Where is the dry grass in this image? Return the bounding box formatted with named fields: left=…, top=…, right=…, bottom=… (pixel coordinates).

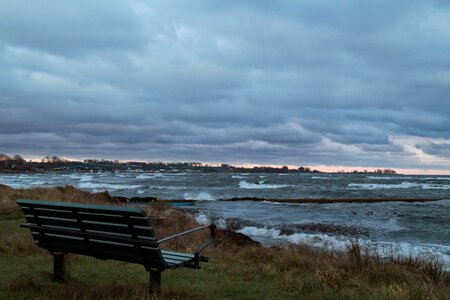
left=0, top=184, right=118, bottom=209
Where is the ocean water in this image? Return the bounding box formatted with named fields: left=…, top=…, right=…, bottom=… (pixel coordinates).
left=1, top=171, right=449, bottom=270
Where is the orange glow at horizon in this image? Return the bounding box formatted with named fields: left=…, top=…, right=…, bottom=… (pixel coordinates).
left=235, top=163, right=450, bottom=175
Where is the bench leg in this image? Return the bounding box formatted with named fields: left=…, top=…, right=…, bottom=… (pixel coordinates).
left=53, top=253, right=65, bottom=282
left=149, top=269, right=162, bottom=294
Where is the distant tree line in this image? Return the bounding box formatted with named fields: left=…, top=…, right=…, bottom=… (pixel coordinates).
left=0, top=154, right=28, bottom=170
left=0, top=153, right=398, bottom=175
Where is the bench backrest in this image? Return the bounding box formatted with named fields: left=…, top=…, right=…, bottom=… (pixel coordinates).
left=17, top=199, right=167, bottom=269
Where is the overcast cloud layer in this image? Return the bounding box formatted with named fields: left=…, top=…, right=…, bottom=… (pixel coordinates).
left=1, top=1, right=450, bottom=173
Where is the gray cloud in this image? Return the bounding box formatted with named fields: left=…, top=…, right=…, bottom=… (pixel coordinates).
left=1, top=1, right=450, bottom=172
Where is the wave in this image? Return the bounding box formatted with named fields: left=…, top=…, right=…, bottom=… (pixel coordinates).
left=232, top=175, right=248, bottom=179
left=147, top=185, right=185, bottom=190
left=349, top=182, right=450, bottom=190
left=239, top=180, right=293, bottom=189
left=77, top=182, right=141, bottom=191
left=136, top=173, right=165, bottom=179
left=365, top=175, right=450, bottom=181
left=29, top=181, right=47, bottom=185
left=184, top=192, right=216, bottom=201
left=312, top=176, right=331, bottom=179
left=422, top=177, right=450, bottom=180
left=237, top=226, right=450, bottom=271
left=114, top=173, right=131, bottom=178
left=365, top=176, right=412, bottom=180
left=196, top=213, right=211, bottom=225
left=65, top=174, right=94, bottom=182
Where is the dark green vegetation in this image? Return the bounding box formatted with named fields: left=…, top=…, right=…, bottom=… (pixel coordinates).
left=0, top=185, right=448, bottom=299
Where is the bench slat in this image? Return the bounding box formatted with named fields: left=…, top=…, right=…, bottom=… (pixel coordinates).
left=17, top=199, right=146, bottom=217
left=22, top=207, right=151, bottom=227
left=24, top=215, right=156, bottom=238
left=23, top=224, right=159, bottom=248
left=161, top=250, right=195, bottom=259
left=163, top=258, right=187, bottom=266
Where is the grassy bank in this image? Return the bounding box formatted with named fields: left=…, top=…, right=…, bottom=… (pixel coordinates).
left=0, top=185, right=448, bottom=299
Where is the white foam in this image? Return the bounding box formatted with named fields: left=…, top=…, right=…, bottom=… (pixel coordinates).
left=232, top=175, right=248, bottom=179
left=69, top=174, right=93, bottom=182
left=81, top=175, right=93, bottom=182
left=78, top=182, right=141, bottom=191
left=365, top=176, right=412, bottom=180
left=183, top=192, right=215, bottom=201
left=150, top=185, right=185, bottom=190
left=312, top=176, right=331, bottom=179
left=196, top=213, right=211, bottom=225
left=215, top=218, right=229, bottom=229
left=238, top=226, right=282, bottom=238
left=137, top=189, right=146, bottom=195
left=30, top=181, right=47, bottom=185
left=239, top=180, right=293, bottom=189
left=237, top=226, right=450, bottom=271
left=349, top=181, right=450, bottom=190
left=365, top=175, right=450, bottom=181
left=114, top=173, right=129, bottom=178
left=422, top=177, right=450, bottom=180
left=136, top=173, right=165, bottom=179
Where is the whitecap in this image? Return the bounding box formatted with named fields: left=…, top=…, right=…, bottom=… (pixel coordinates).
left=77, top=182, right=141, bottom=191
left=79, top=175, right=94, bottom=182
left=239, top=180, right=293, bottom=189
left=196, top=213, right=211, bottom=225
left=232, top=175, right=248, bottom=179
left=184, top=192, right=215, bottom=201
left=365, top=176, right=413, bottom=180
left=215, top=218, right=229, bottom=229
left=29, top=181, right=47, bottom=185
left=136, top=173, right=165, bottom=179
left=349, top=181, right=450, bottom=190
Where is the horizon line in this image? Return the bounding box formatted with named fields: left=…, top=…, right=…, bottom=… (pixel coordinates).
left=12, top=154, right=450, bottom=176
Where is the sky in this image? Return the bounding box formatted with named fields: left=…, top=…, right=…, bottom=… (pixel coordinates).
left=1, top=1, right=450, bottom=174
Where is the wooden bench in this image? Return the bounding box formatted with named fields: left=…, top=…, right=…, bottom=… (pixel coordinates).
left=17, top=199, right=216, bottom=293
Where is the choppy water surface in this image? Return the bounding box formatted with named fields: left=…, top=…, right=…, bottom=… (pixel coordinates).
left=1, top=172, right=449, bottom=270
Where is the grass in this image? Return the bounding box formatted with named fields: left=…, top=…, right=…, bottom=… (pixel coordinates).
left=0, top=184, right=448, bottom=299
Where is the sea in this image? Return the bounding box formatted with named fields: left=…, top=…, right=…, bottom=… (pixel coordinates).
left=1, top=171, right=449, bottom=270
